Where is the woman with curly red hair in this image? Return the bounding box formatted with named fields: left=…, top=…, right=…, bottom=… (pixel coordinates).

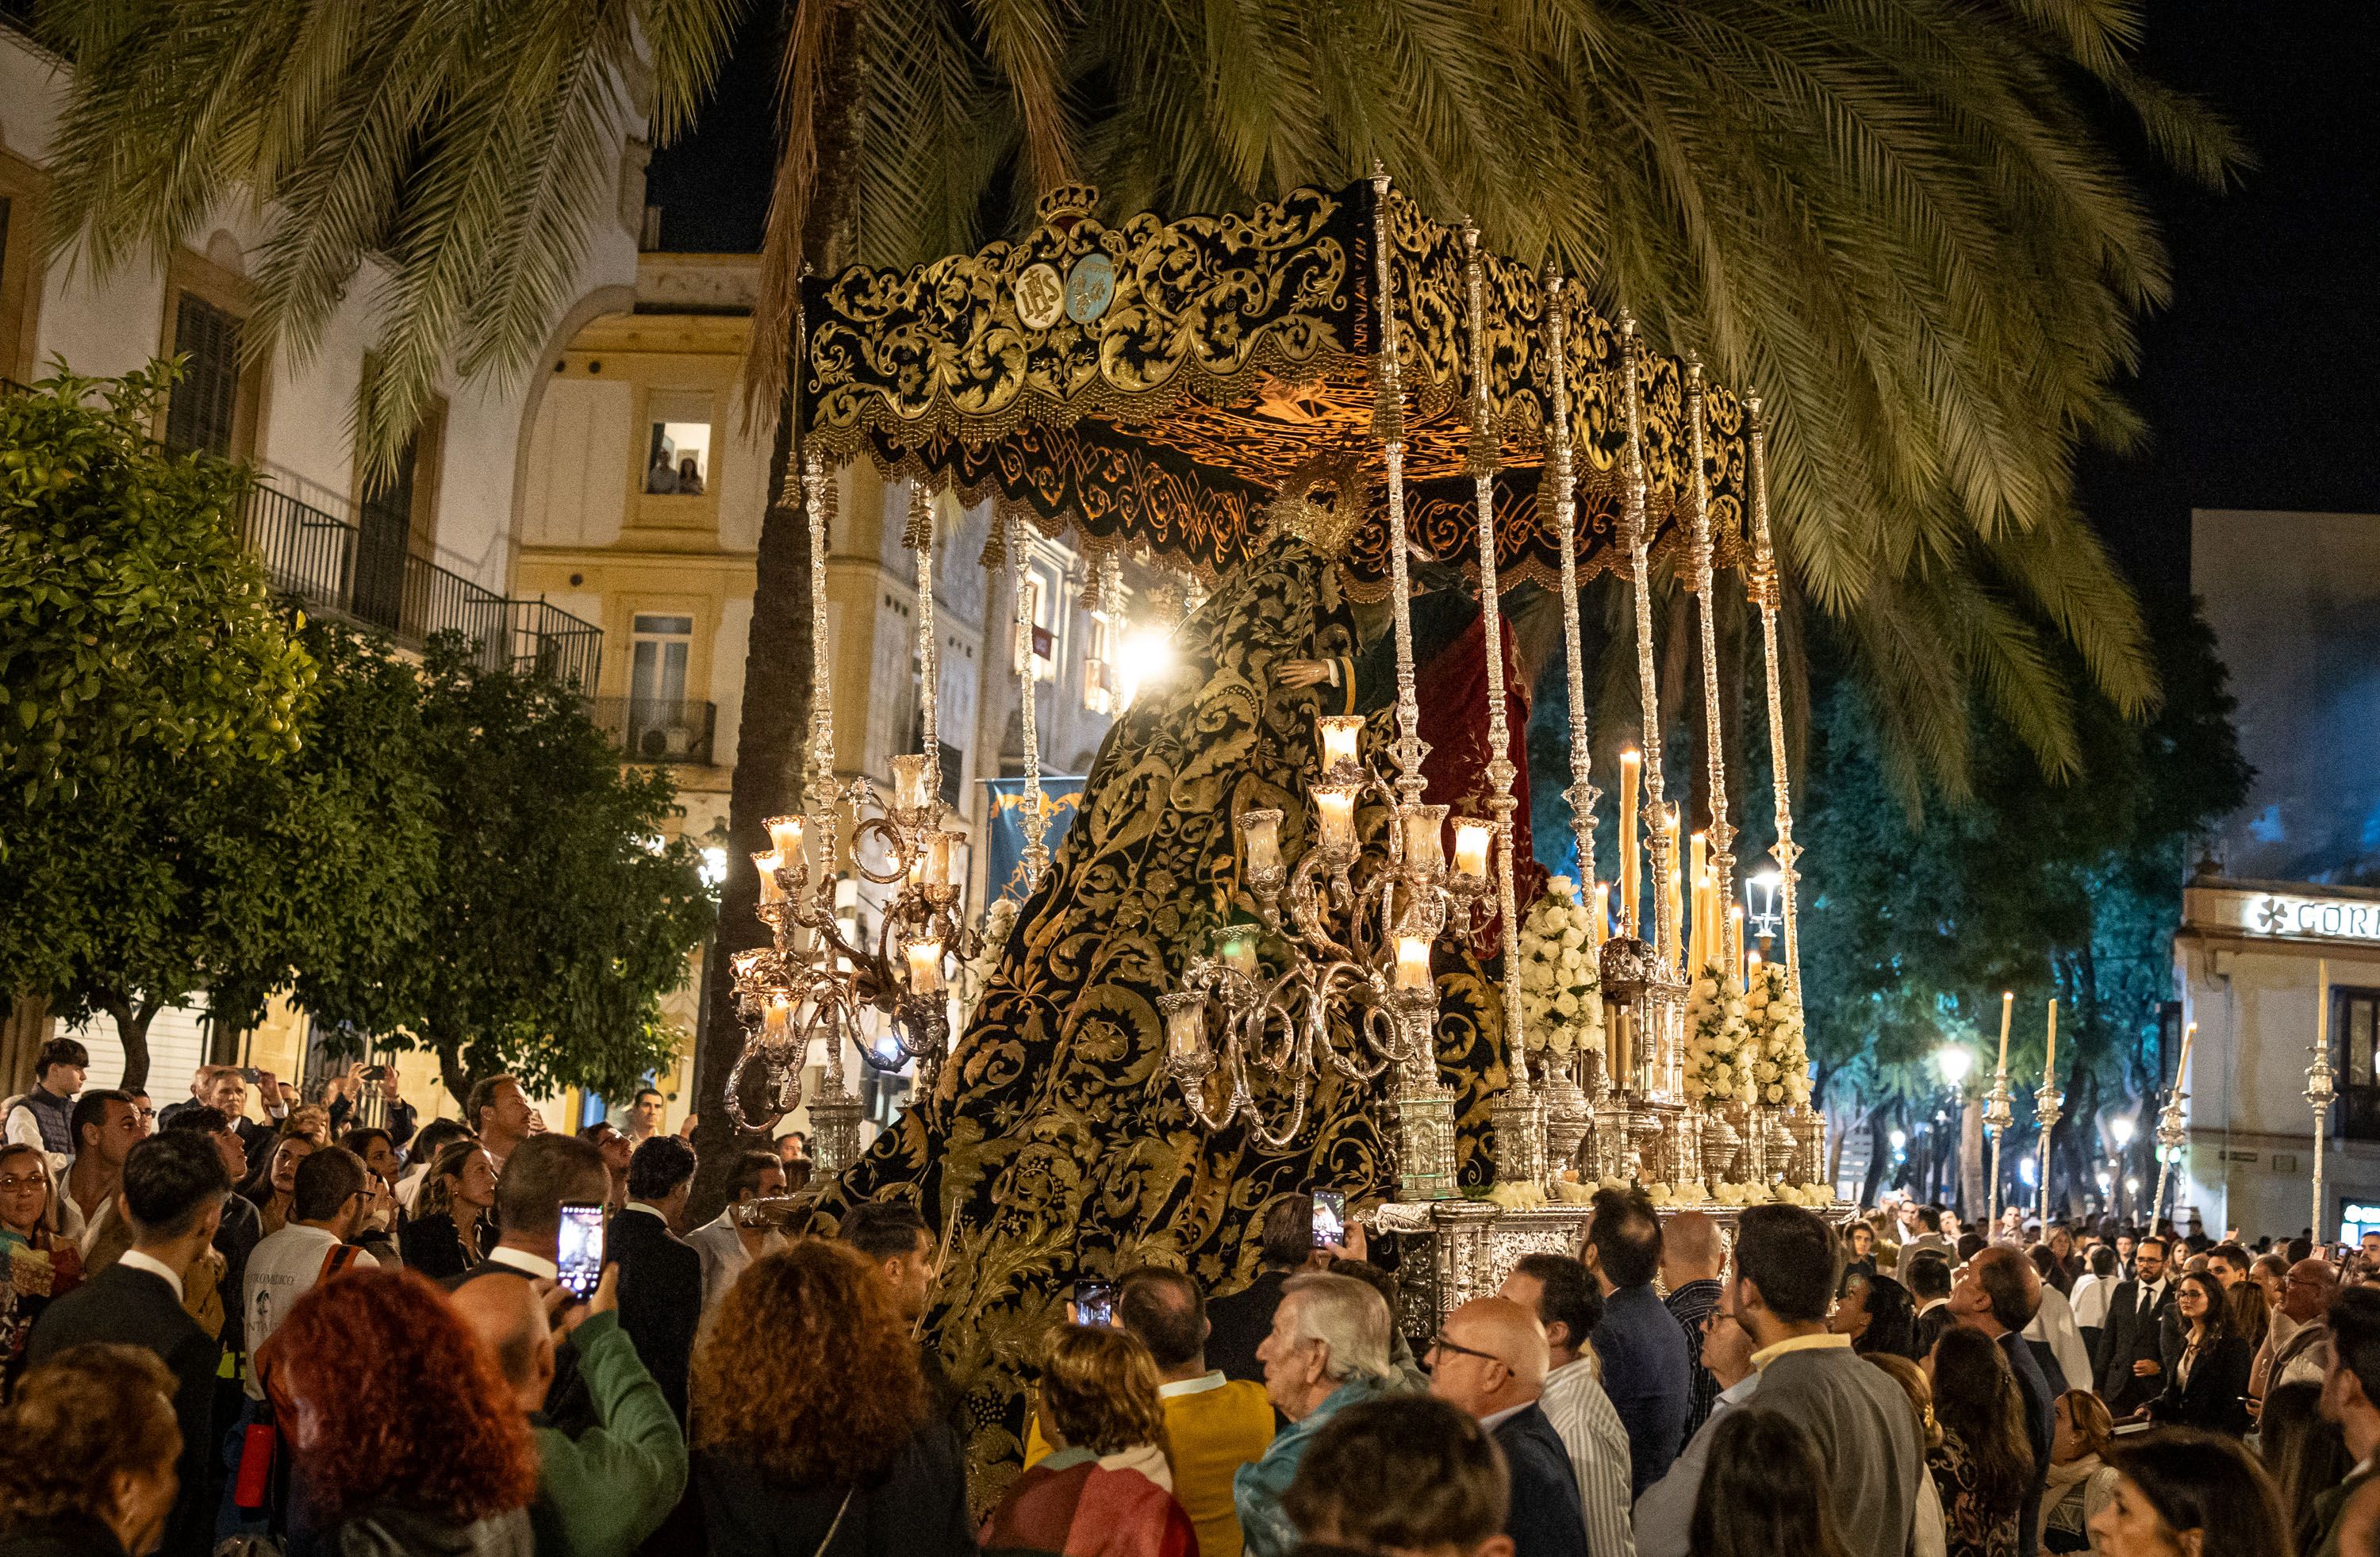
left=256, top=1267, right=538, bottom=1555
left=693, top=1239, right=971, bottom=1556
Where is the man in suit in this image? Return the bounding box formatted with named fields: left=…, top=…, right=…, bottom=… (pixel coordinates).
left=1208, top=1195, right=1315, bottom=1385
left=2093, top=1234, right=2178, bottom=1415
left=1584, top=1186, right=1691, bottom=1497
left=28, top=1129, right=229, bottom=1556
left=447, top=1131, right=614, bottom=1434
left=1909, top=1249, right=1956, bottom=1358
left=1723, top=1204, right=1921, bottom=1557
left=1428, top=1296, right=1590, bottom=1557
left=609, top=1135, right=703, bottom=1423
left=1893, top=1204, right=1953, bottom=1283
left=1952, top=1246, right=2056, bottom=1557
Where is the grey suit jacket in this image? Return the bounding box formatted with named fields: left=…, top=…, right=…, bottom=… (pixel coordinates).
left=1744, top=1341, right=1921, bottom=1557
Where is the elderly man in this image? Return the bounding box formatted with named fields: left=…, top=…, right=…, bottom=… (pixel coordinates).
left=1659, top=1210, right=1727, bottom=1440
left=1500, top=1255, right=1636, bottom=1557
left=1233, top=1271, right=1402, bottom=1557
left=1429, top=1297, right=1590, bottom=1557
left=1952, top=1245, right=2056, bottom=1555
left=2259, top=1257, right=2341, bottom=1403
left=1629, top=1306, right=1760, bottom=1557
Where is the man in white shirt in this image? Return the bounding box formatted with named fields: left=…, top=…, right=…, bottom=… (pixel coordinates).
left=1630, top=1305, right=1758, bottom=1557
left=1500, top=1254, right=1638, bottom=1557
left=687, top=1149, right=786, bottom=1330
left=243, top=1145, right=380, bottom=1395
left=621, top=1087, right=666, bottom=1147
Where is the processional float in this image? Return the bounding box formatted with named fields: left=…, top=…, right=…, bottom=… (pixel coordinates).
left=729, top=173, right=1833, bottom=1321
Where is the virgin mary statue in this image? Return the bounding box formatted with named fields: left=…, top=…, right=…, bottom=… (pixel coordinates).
left=808, top=484, right=1553, bottom=1495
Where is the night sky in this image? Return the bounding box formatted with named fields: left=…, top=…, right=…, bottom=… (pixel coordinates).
left=645, top=2, right=2380, bottom=610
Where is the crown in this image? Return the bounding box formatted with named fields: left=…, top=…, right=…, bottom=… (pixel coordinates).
left=1265, top=489, right=1366, bottom=558
left=1035, top=184, right=1102, bottom=229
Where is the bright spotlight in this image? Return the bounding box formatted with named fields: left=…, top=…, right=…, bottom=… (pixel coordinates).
left=700, top=846, right=727, bottom=888
left=1935, top=1045, right=1974, bottom=1087
left=1888, top=1129, right=1909, bottom=1152
left=1115, top=627, right=1177, bottom=710
left=2109, top=1117, right=2135, bottom=1148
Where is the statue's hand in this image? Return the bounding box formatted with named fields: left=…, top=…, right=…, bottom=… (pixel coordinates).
left=1274, top=659, right=1332, bottom=690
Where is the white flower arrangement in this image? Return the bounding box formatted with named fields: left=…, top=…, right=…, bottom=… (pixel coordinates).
left=1741, top=961, right=1813, bottom=1107
left=1515, top=877, right=1604, bottom=1056
left=1680, top=966, right=1752, bottom=1105
left=956, top=895, right=1021, bottom=1020
left=1485, top=1179, right=1550, bottom=1210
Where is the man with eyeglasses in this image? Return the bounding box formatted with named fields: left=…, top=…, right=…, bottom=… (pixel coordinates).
left=1630, top=1302, right=1760, bottom=1557
left=1426, top=1298, right=1589, bottom=1557
left=2257, top=1257, right=2340, bottom=1406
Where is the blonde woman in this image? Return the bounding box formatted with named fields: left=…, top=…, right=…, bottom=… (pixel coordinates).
left=397, top=1139, right=497, bottom=1281
left=2043, top=1391, right=2120, bottom=1553
left=984, top=1324, right=1195, bottom=1557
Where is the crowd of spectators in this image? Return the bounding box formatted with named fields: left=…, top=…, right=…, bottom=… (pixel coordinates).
left=0, top=1041, right=2372, bottom=1557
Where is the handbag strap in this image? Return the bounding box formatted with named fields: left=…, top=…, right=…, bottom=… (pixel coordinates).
left=811, top=1486, right=857, bottom=1557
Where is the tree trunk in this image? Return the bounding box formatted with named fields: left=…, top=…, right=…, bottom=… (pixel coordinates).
left=687, top=0, right=869, bottom=1225
left=103, top=995, right=159, bottom=1092
left=433, top=1026, right=474, bottom=1112
left=1959, top=1095, right=1986, bottom=1220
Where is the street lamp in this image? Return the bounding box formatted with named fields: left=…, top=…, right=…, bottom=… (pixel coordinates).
left=2109, top=1115, right=2136, bottom=1220
left=1935, top=1045, right=1975, bottom=1087
left=1745, top=857, right=1784, bottom=949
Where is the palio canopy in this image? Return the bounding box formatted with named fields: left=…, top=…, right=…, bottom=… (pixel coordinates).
left=797, top=178, right=1746, bottom=591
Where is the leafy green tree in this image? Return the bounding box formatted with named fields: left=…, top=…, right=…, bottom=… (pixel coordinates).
left=1798, top=593, right=2251, bottom=1215
left=0, top=365, right=312, bottom=810
left=362, top=639, right=717, bottom=1109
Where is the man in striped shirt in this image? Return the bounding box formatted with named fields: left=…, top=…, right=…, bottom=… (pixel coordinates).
left=1503, top=1254, right=1639, bottom=1557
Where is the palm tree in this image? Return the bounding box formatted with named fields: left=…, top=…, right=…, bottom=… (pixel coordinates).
left=33, top=0, right=2239, bottom=1179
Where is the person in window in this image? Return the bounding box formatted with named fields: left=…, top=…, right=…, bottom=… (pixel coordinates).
left=646, top=453, right=679, bottom=494
left=675, top=457, right=704, bottom=497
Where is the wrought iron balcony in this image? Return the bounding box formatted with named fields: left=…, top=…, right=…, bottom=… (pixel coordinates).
left=591, top=697, right=719, bottom=765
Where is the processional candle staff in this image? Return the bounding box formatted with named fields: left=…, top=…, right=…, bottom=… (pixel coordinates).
left=2311, top=958, right=2336, bottom=1244
left=2036, top=999, right=2062, bottom=1233
left=2150, top=1022, right=2195, bottom=1230
left=1985, top=991, right=2016, bottom=1231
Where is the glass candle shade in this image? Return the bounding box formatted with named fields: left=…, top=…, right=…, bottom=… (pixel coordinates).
left=906, top=940, right=944, bottom=995
left=1239, top=809, right=1284, bottom=876
left=1314, top=785, right=1358, bottom=854
left=1161, top=993, right=1209, bottom=1064
left=763, top=996, right=793, bottom=1039
left=1219, top=934, right=1259, bottom=979
left=766, top=815, right=804, bottom=859
left=1402, top=804, right=1449, bottom=872
left=919, top=830, right=960, bottom=890
left=754, top=850, right=786, bottom=903
left=1395, top=935, right=1433, bottom=991
left=892, top=753, right=935, bottom=812
left=1316, top=714, right=1365, bottom=773
left=1452, top=818, right=1493, bottom=880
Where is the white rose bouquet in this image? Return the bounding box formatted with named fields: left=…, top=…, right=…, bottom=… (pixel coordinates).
left=1742, top=961, right=1813, bottom=1107
left=1680, top=966, right=1750, bottom=1105
left=1516, top=877, right=1603, bottom=1057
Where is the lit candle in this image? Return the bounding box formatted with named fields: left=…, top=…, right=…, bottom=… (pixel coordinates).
left=1729, top=905, right=1745, bottom=991
left=754, top=849, right=785, bottom=904
left=1396, top=935, right=1433, bottom=991
left=763, top=996, right=793, bottom=1038
left=2176, top=1021, right=2196, bottom=1091
left=906, top=940, right=944, bottom=995
left=1221, top=934, right=1258, bottom=979
left=1240, top=809, right=1284, bottom=876
left=1162, top=994, right=1208, bottom=1063
left=1315, top=785, right=1357, bottom=854
left=2044, top=997, right=2058, bottom=1080
left=1997, top=991, right=2013, bottom=1074
left=1663, top=808, right=1683, bottom=960
left=1687, top=831, right=1708, bottom=973
left=1618, top=751, right=1641, bottom=932
left=921, top=830, right=959, bottom=889
left=892, top=753, right=934, bottom=811
left=766, top=815, right=804, bottom=859
left=1453, top=818, right=1492, bottom=880
left=1403, top=804, right=1448, bottom=873
left=1317, top=715, right=1365, bottom=773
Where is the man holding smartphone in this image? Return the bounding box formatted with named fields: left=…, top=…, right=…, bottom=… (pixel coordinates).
left=445, top=1133, right=614, bottom=1435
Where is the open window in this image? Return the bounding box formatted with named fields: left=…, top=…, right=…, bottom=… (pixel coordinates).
left=643, top=391, right=714, bottom=496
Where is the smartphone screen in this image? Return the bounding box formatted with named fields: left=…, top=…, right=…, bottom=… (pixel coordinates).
left=1312, top=1189, right=1346, bottom=1249
left=1073, top=1279, right=1115, bottom=1327
left=556, top=1202, right=605, bottom=1299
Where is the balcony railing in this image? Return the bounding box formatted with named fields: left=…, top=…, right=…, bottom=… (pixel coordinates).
left=240, top=481, right=602, bottom=690
left=590, top=698, right=718, bottom=765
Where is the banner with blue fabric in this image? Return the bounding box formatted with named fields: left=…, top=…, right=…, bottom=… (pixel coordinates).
left=981, top=777, right=1086, bottom=904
